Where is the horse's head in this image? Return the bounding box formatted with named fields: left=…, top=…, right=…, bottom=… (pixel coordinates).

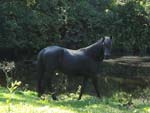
left=83, top=36, right=112, bottom=61
left=103, top=36, right=112, bottom=59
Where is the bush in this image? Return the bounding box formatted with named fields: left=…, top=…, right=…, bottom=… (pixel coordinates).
left=0, top=0, right=149, bottom=58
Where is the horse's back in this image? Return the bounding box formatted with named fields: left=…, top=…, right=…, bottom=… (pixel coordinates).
left=38, top=46, right=63, bottom=55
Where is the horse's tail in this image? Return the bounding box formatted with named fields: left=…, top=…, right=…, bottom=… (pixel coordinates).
left=37, top=50, right=45, bottom=97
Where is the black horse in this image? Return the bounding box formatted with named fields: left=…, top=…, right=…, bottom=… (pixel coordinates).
left=37, top=36, right=112, bottom=100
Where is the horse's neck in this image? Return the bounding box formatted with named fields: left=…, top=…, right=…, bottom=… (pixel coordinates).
left=85, top=40, right=102, bottom=53
left=81, top=40, right=104, bottom=62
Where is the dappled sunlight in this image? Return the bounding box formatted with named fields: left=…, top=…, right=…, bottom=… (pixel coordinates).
left=0, top=0, right=149, bottom=112
left=0, top=87, right=150, bottom=113
left=0, top=103, right=75, bottom=113
left=104, top=56, right=150, bottom=67
left=37, top=107, right=75, bottom=113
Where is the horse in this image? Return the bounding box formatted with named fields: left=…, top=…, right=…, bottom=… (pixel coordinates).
left=37, top=36, right=112, bottom=100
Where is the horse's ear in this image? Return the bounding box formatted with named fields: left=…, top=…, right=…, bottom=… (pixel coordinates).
left=110, top=36, right=112, bottom=40
left=102, top=37, right=105, bottom=42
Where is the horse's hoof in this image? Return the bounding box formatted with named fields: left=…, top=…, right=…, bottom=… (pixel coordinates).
left=97, top=95, right=102, bottom=99
left=38, top=93, right=41, bottom=97
left=78, top=97, right=81, bottom=100
left=52, top=94, right=58, bottom=100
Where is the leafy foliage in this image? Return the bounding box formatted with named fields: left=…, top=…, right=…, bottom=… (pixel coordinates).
left=0, top=0, right=149, bottom=56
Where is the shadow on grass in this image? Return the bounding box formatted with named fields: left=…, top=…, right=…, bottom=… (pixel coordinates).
left=54, top=97, right=100, bottom=108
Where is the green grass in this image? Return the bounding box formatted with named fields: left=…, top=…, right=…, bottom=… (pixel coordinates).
left=0, top=87, right=149, bottom=113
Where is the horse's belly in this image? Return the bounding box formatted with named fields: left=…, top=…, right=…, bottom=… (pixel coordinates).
left=61, top=56, right=94, bottom=75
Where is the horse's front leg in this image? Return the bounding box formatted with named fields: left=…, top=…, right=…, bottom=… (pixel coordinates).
left=92, top=76, right=100, bottom=98
left=78, top=77, right=88, bottom=100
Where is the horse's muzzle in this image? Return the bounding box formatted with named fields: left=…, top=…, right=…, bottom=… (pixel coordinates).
left=104, top=55, right=111, bottom=59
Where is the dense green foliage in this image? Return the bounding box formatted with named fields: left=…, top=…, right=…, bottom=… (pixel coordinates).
left=0, top=0, right=149, bottom=56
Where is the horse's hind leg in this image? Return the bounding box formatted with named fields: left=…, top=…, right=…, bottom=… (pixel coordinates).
left=45, top=72, right=52, bottom=92
left=78, top=77, right=88, bottom=100
left=92, top=76, right=100, bottom=98
left=37, top=57, right=46, bottom=97
left=45, top=71, right=58, bottom=100
left=37, top=68, right=45, bottom=97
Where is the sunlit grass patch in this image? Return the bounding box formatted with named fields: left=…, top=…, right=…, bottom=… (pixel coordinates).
left=0, top=87, right=150, bottom=113
left=0, top=103, right=75, bottom=113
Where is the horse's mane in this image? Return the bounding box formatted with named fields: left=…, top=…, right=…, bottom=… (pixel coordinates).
left=79, top=38, right=104, bottom=61
left=80, top=38, right=103, bottom=52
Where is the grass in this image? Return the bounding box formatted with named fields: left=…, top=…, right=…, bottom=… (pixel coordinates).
left=0, top=87, right=150, bottom=113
